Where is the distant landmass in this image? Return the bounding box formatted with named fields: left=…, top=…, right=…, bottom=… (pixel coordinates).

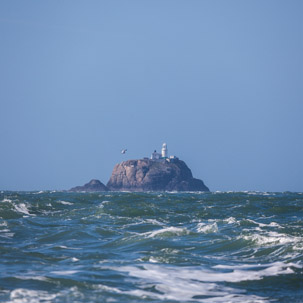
left=69, top=179, right=108, bottom=192
left=69, top=143, right=209, bottom=192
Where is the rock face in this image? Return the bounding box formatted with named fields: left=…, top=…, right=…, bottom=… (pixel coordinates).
left=69, top=179, right=108, bottom=192
left=107, top=159, right=209, bottom=192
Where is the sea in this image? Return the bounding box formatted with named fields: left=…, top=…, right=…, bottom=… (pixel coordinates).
left=0, top=191, right=302, bottom=303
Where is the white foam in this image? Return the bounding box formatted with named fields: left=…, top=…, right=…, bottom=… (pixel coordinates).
left=0, top=221, right=13, bottom=237
left=145, top=218, right=165, bottom=226
left=1, top=229, right=11, bottom=232
left=2, top=198, right=12, bottom=203
left=111, top=262, right=296, bottom=302
left=161, top=248, right=180, bottom=254
left=143, top=226, right=189, bottom=238
left=149, top=256, right=158, bottom=263
left=14, top=203, right=32, bottom=216
left=268, top=222, right=281, bottom=227
left=246, top=191, right=259, bottom=195
left=98, top=200, right=111, bottom=209
left=94, top=284, right=123, bottom=294
left=124, top=288, right=266, bottom=303
left=246, top=219, right=283, bottom=229
left=10, top=288, right=57, bottom=302
left=242, top=231, right=302, bottom=247
left=196, top=222, right=218, bottom=233
left=293, top=243, right=303, bottom=251
left=0, top=230, right=15, bottom=238
left=261, top=192, right=271, bottom=196
left=57, top=245, right=81, bottom=250
left=213, top=262, right=302, bottom=271
left=224, top=217, right=237, bottom=224
left=34, top=191, right=45, bottom=194
left=14, top=275, right=48, bottom=281
left=57, top=200, right=73, bottom=205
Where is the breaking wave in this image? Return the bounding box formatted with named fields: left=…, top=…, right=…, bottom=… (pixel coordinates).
left=0, top=191, right=302, bottom=303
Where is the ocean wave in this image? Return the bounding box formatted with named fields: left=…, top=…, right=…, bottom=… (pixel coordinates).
left=242, top=231, right=303, bottom=249
left=50, top=270, right=79, bottom=276
left=111, top=262, right=300, bottom=302
left=33, top=191, right=46, bottom=194
left=144, top=218, right=165, bottom=225
left=14, top=275, right=48, bottom=282
left=0, top=198, right=34, bottom=217
left=8, top=287, right=84, bottom=303
left=196, top=222, right=218, bottom=233
left=9, top=289, right=58, bottom=303
left=56, top=245, right=81, bottom=250
left=142, top=226, right=190, bottom=238
left=246, top=219, right=283, bottom=229
left=13, top=203, right=33, bottom=216
left=120, top=218, right=166, bottom=229
left=1, top=198, right=13, bottom=203
left=223, top=217, right=238, bottom=224
left=0, top=221, right=14, bottom=238
left=1, top=191, right=302, bottom=303
left=0, top=229, right=15, bottom=238
left=57, top=200, right=73, bottom=205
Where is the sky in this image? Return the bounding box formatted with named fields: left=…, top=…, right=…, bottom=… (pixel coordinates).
left=0, top=0, right=302, bottom=192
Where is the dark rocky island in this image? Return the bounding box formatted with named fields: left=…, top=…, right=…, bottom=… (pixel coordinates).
left=69, top=179, right=108, bottom=192
left=69, top=144, right=210, bottom=192
left=107, top=158, right=209, bottom=192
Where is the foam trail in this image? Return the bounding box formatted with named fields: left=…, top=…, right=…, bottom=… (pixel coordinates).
left=57, top=200, right=73, bottom=205
left=111, top=262, right=294, bottom=302
left=143, top=226, right=189, bottom=238
left=10, top=289, right=57, bottom=302
left=14, top=203, right=32, bottom=216
left=1, top=198, right=13, bottom=203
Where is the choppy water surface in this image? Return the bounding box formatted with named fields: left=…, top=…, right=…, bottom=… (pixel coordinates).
left=0, top=191, right=302, bottom=303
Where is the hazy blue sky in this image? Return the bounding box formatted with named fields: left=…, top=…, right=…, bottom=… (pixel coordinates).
left=0, top=1, right=302, bottom=192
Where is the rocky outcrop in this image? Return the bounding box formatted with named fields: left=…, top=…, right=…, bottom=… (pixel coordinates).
left=69, top=179, right=108, bottom=192
left=107, top=159, right=209, bottom=192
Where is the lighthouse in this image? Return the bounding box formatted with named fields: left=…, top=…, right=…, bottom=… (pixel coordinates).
left=161, top=143, right=168, bottom=158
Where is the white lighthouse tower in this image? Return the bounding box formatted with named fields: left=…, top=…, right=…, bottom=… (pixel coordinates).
left=161, top=143, right=168, bottom=158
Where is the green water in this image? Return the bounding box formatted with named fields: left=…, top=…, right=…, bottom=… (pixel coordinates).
left=0, top=191, right=302, bottom=302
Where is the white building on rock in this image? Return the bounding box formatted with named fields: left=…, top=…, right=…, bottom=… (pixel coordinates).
left=161, top=143, right=168, bottom=158
left=151, top=143, right=178, bottom=161
left=151, top=150, right=161, bottom=160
